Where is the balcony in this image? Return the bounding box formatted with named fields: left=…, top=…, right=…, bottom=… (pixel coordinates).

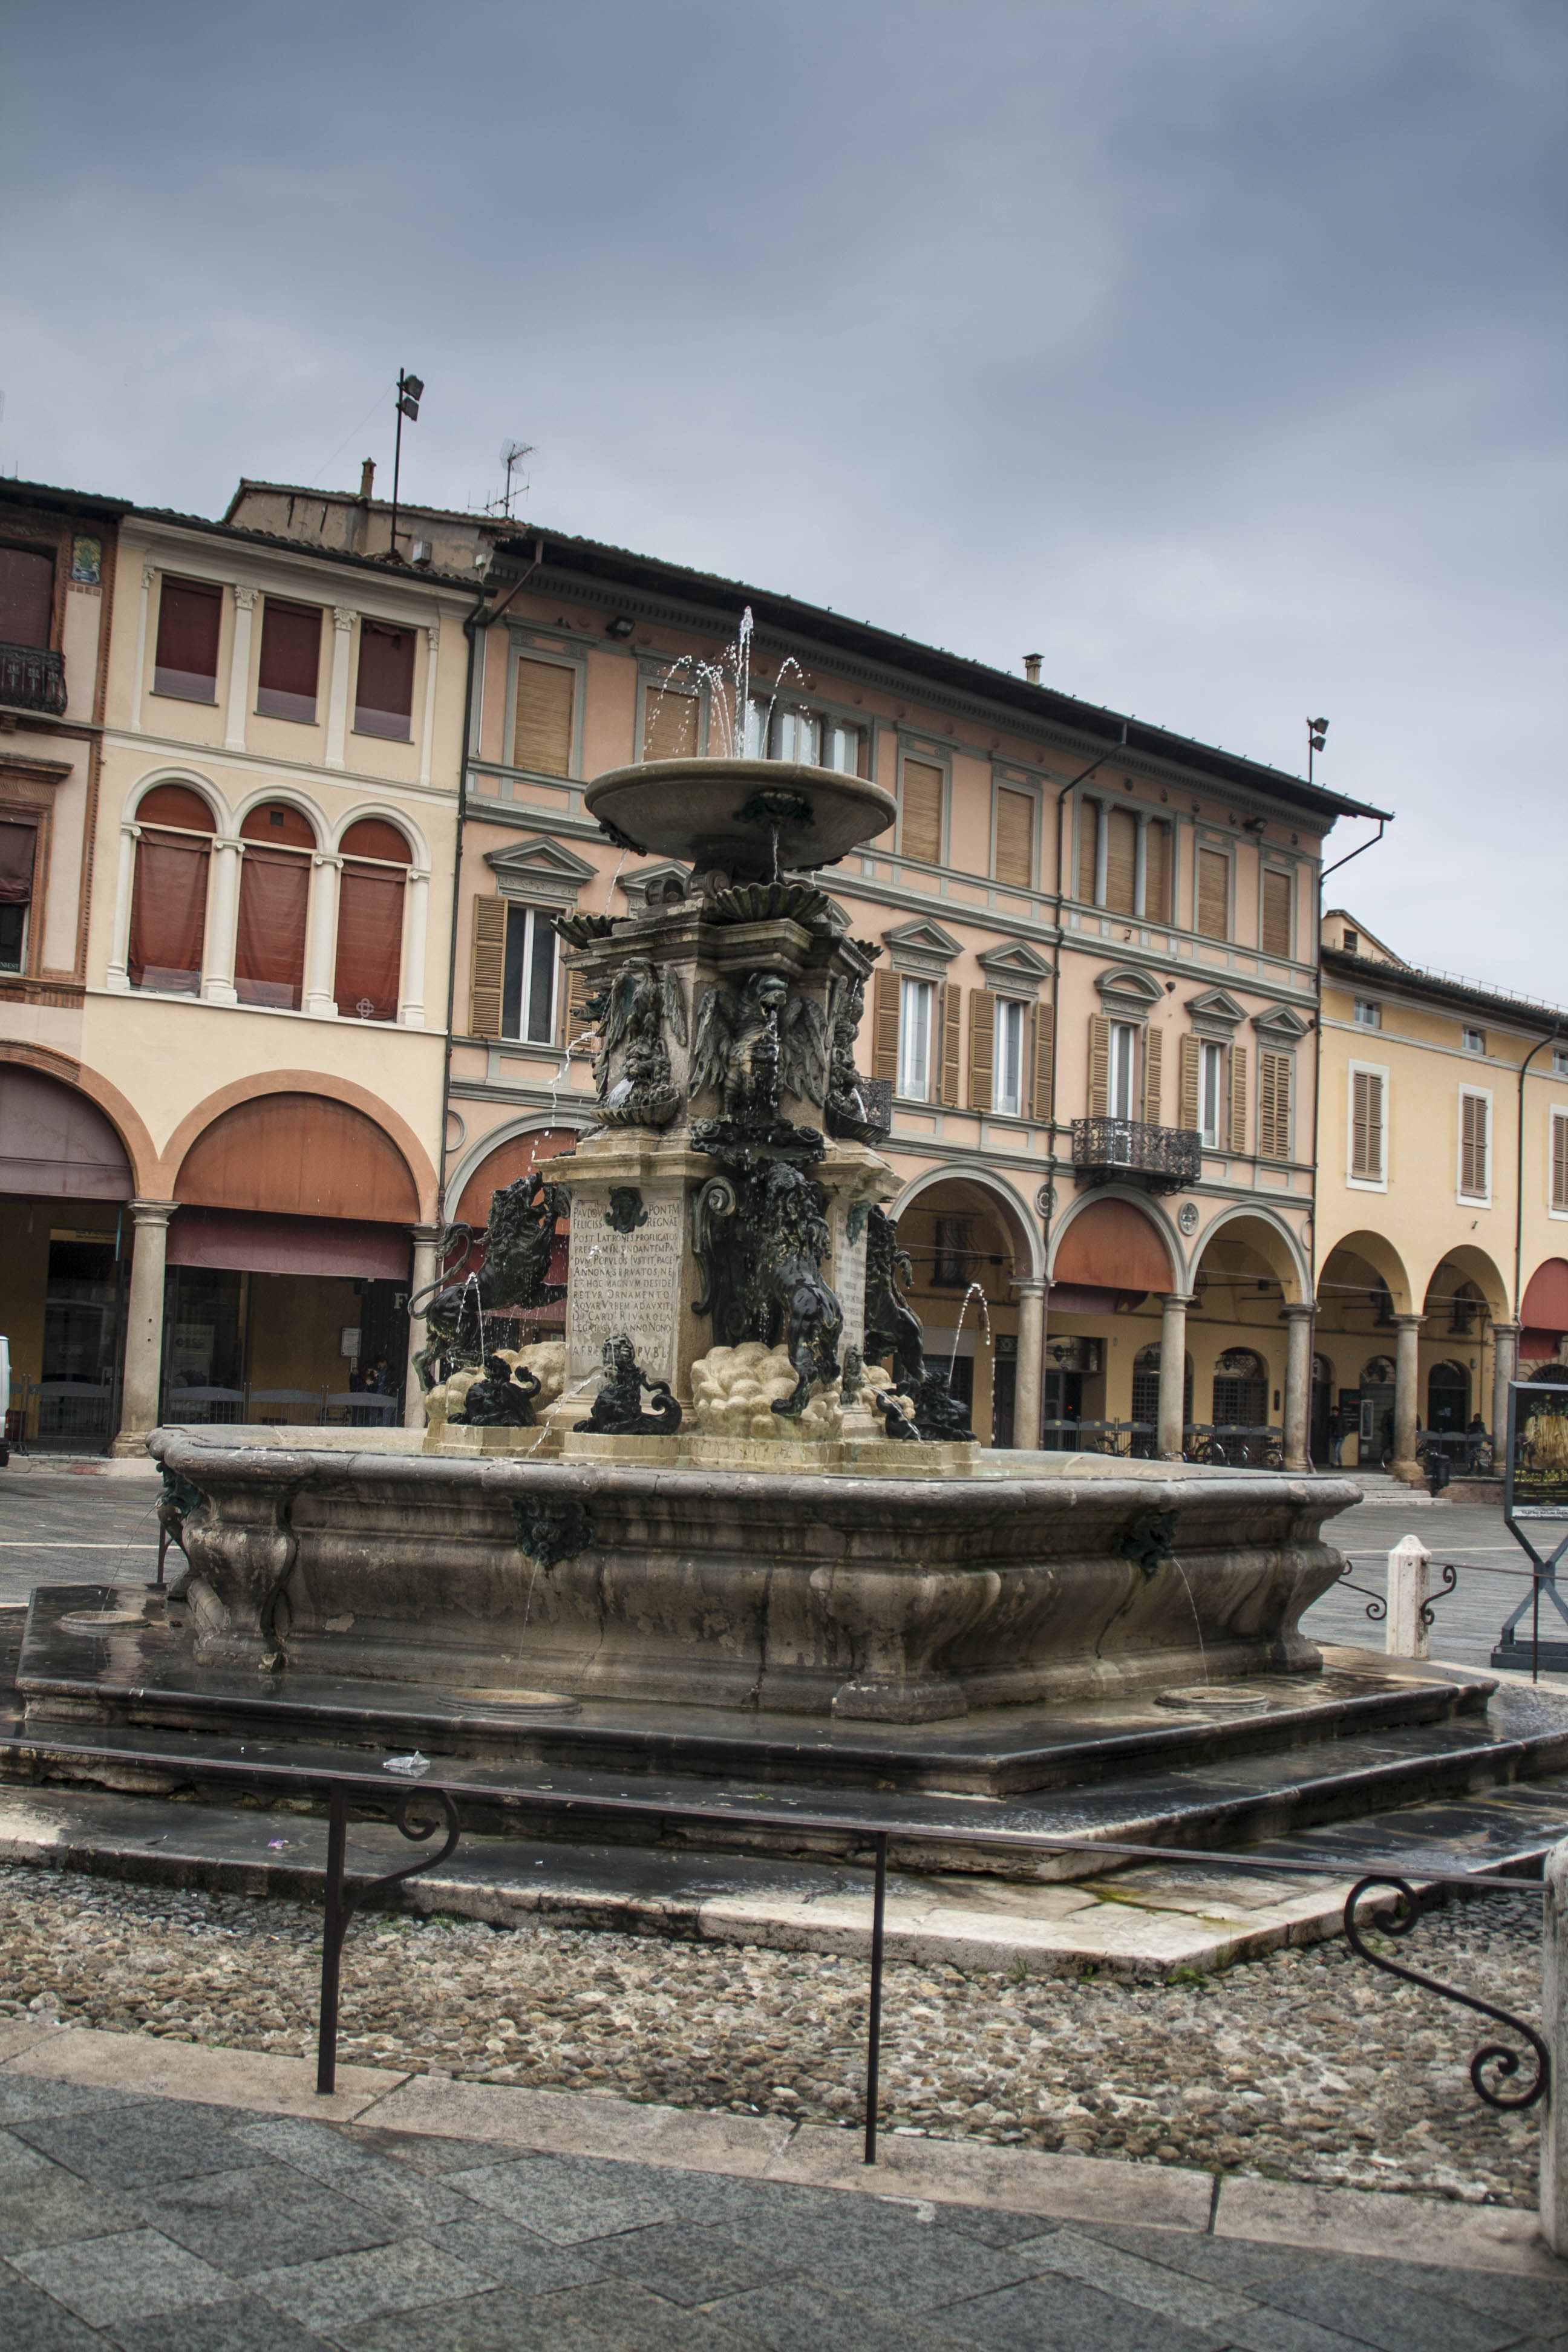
left=0, top=643, right=67, bottom=717
left=1071, top=1117, right=1201, bottom=1196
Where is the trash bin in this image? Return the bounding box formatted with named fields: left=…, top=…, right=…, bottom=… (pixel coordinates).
left=1428, top=1449, right=1451, bottom=1497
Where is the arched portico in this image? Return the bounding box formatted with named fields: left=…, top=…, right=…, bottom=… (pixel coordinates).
left=1316, top=1230, right=1420, bottom=1478
left=1191, top=1208, right=1312, bottom=1468
left=890, top=1165, right=1043, bottom=1447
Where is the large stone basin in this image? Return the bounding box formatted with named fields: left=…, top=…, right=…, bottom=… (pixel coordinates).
left=149, top=1429, right=1357, bottom=1723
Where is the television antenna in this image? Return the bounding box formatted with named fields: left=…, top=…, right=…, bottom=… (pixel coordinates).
left=491, top=439, right=534, bottom=519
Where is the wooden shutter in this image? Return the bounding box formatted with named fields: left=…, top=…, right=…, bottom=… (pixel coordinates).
left=901, top=759, right=944, bottom=866
left=1351, top=1070, right=1383, bottom=1178
left=514, top=657, right=575, bottom=776
left=1228, top=1042, right=1248, bottom=1154
left=1077, top=801, right=1099, bottom=903
left=994, top=788, right=1033, bottom=887
left=1142, top=1024, right=1163, bottom=1125
left=1261, top=868, right=1292, bottom=959
left=1179, top=1033, right=1201, bottom=1131
left=1105, top=809, right=1137, bottom=915
left=968, top=989, right=995, bottom=1112
left=1552, top=1113, right=1568, bottom=1212
left=1144, top=820, right=1171, bottom=923
left=1029, top=1001, right=1054, bottom=1120
left=1088, top=1014, right=1111, bottom=1117
left=1461, top=1093, right=1488, bottom=1195
left=1258, top=1050, right=1291, bottom=1161
left=939, top=982, right=962, bottom=1106
left=872, top=968, right=899, bottom=1083
left=642, top=685, right=697, bottom=761
left=1196, top=848, right=1229, bottom=940
left=565, top=956, right=595, bottom=1055
left=469, top=896, right=507, bottom=1037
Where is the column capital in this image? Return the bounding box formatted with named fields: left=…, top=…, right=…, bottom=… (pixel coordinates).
left=332, top=606, right=357, bottom=632
left=129, top=1199, right=178, bottom=1227
left=1011, top=1276, right=1047, bottom=1299
left=1393, top=1312, right=1424, bottom=1330
left=313, top=852, right=345, bottom=871
left=141, top=559, right=157, bottom=589
left=1282, top=1301, right=1316, bottom=1322
left=1161, top=1292, right=1195, bottom=1311
left=410, top=1223, right=446, bottom=1246
left=232, top=584, right=258, bottom=612
left=1492, top=1319, right=1521, bottom=1338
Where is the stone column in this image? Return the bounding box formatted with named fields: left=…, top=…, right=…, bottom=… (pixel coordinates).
left=1491, top=1319, right=1518, bottom=1461
left=1282, top=1303, right=1314, bottom=1472
left=303, top=854, right=343, bottom=1017
left=404, top=1224, right=443, bottom=1426
left=1133, top=814, right=1149, bottom=921
left=325, top=607, right=356, bottom=770
left=224, top=584, right=256, bottom=753
left=399, top=867, right=431, bottom=1028
left=106, top=821, right=139, bottom=991
left=1013, top=1278, right=1045, bottom=1452
left=1392, top=1312, right=1423, bottom=1483
left=1543, top=1835, right=1568, bottom=2256
left=201, top=838, right=243, bottom=1005
left=1157, top=1292, right=1189, bottom=1459
left=113, top=1201, right=177, bottom=1454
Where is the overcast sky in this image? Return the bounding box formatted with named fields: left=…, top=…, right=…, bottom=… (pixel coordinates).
left=4, top=2, right=1563, bottom=994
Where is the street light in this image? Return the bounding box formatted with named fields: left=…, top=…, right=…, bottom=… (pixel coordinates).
left=1307, top=716, right=1329, bottom=785
left=388, top=369, right=424, bottom=560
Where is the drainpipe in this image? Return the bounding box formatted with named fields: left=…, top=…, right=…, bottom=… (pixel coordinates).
left=436, top=536, right=546, bottom=1220
left=1515, top=1025, right=1566, bottom=1341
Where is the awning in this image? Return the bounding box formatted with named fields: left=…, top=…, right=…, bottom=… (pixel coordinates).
left=166, top=1208, right=411, bottom=1279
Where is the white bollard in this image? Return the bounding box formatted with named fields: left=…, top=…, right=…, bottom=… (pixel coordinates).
left=1544, top=1838, right=1567, bottom=2256
left=1386, top=1532, right=1432, bottom=1659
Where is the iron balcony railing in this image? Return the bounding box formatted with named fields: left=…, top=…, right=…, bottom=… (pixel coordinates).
left=1071, top=1116, right=1202, bottom=1195
left=0, top=642, right=66, bottom=717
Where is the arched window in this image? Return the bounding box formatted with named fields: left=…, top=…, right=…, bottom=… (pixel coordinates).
left=1212, top=1347, right=1267, bottom=1427
left=128, top=785, right=215, bottom=994
left=235, top=802, right=314, bottom=1009
left=335, top=818, right=410, bottom=1021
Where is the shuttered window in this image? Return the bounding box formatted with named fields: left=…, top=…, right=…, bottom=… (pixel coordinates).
left=514, top=657, right=576, bottom=775
left=153, top=578, right=221, bottom=702
left=1228, top=1042, right=1249, bottom=1154
left=1201, top=1040, right=1224, bottom=1146
left=1196, top=848, right=1229, bottom=939
left=1030, top=1001, right=1053, bottom=1120
left=128, top=785, right=215, bottom=994
left=565, top=958, right=595, bottom=1054
left=1088, top=1014, right=1111, bottom=1117
left=1142, top=1024, right=1163, bottom=1125
left=642, top=684, right=698, bottom=761
left=1077, top=801, right=1099, bottom=903
left=256, top=600, right=322, bottom=723
left=1553, top=1112, right=1568, bottom=1213
left=900, top=759, right=944, bottom=866
left=0, top=546, right=55, bottom=647
left=235, top=803, right=314, bottom=1011
left=334, top=820, right=409, bottom=1022
left=1179, top=1033, right=1201, bottom=1133
left=872, top=967, right=900, bottom=1084
left=1144, top=820, right=1171, bottom=923
left=899, top=976, right=934, bottom=1099
left=939, top=981, right=962, bottom=1106
left=994, top=788, right=1034, bottom=887
left=468, top=897, right=508, bottom=1037
left=1351, top=1069, right=1384, bottom=1180
left=1460, top=1091, right=1489, bottom=1198
left=994, top=998, right=1026, bottom=1118
left=968, top=990, right=995, bottom=1114
left=1105, top=808, right=1137, bottom=915
left=1108, top=1021, right=1137, bottom=1120
left=501, top=903, right=558, bottom=1042
left=1261, top=867, right=1292, bottom=959
left=1258, top=1050, right=1292, bottom=1161
left=354, top=621, right=415, bottom=740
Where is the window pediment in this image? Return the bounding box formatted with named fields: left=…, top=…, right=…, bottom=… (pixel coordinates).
left=1186, top=986, right=1247, bottom=1034
left=978, top=940, right=1053, bottom=998
left=485, top=836, right=597, bottom=906
left=1095, top=964, right=1163, bottom=1014
left=1252, top=1004, right=1310, bottom=1042
left=883, top=917, right=961, bottom=977
left=620, top=860, right=690, bottom=914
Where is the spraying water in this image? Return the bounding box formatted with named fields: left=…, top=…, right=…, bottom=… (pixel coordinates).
left=642, top=606, right=809, bottom=768
left=949, top=1283, right=992, bottom=1384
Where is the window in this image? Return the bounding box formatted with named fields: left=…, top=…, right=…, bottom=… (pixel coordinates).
left=642, top=682, right=698, bottom=761
left=235, top=802, right=313, bottom=1009
left=333, top=818, right=410, bottom=1021
left=1553, top=1111, right=1568, bottom=1214
left=128, top=783, right=215, bottom=993
left=1076, top=800, right=1099, bottom=902
left=0, top=544, right=54, bottom=646
left=1195, top=848, right=1229, bottom=940
left=1462, top=1027, right=1485, bottom=1056
left=514, top=655, right=576, bottom=775
left=822, top=720, right=866, bottom=776
left=993, top=788, right=1034, bottom=888
left=1199, top=1040, right=1224, bottom=1148
left=1144, top=819, right=1172, bottom=923
left=933, top=1217, right=976, bottom=1287
left=1459, top=1089, right=1490, bottom=1201
left=501, top=903, right=557, bottom=1043
left=1261, top=868, right=1292, bottom=959
left=0, top=818, right=36, bottom=973
left=152, top=578, right=221, bottom=702
left=1258, top=1050, right=1292, bottom=1162
left=771, top=704, right=820, bottom=765
left=993, top=998, right=1026, bottom=1117
left=256, top=599, right=322, bottom=724
left=743, top=699, right=866, bottom=774
left=1104, top=808, right=1137, bottom=915
left=1212, top=1348, right=1267, bottom=1428
left=899, top=759, right=944, bottom=866
left=354, top=622, right=415, bottom=740
left=1342, top=927, right=1359, bottom=954
left=899, top=976, right=933, bottom=1100
left=1108, top=1020, right=1137, bottom=1119
left=1351, top=1067, right=1385, bottom=1181
left=1555, top=1048, right=1568, bottom=1079
left=1353, top=998, right=1381, bottom=1028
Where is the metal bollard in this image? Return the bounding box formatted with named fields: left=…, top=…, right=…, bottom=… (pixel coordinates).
left=1386, top=1533, right=1432, bottom=1660
left=1544, top=1838, right=1567, bottom=2256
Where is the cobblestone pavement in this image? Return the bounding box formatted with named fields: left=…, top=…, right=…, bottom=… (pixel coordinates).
left=0, top=1864, right=1546, bottom=2211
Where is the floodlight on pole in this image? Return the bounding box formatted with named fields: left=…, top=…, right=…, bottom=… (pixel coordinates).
left=389, top=368, right=424, bottom=560
left=1307, top=714, right=1329, bottom=784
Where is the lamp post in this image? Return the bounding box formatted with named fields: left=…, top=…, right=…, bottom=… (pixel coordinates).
left=1307, top=715, right=1328, bottom=786
left=388, top=370, right=424, bottom=561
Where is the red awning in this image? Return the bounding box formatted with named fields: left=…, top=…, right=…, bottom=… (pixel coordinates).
left=166, top=1208, right=411, bottom=1279
left=1521, top=1259, right=1568, bottom=1330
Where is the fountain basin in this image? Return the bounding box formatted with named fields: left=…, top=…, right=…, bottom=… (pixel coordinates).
left=140, top=1430, right=1357, bottom=1724
left=583, top=757, right=896, bottom=878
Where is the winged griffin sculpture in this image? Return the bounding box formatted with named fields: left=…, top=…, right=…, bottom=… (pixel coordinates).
left=585, top=956, right=686, bottom=1126
left=689, top=971, right=828, bottom=1127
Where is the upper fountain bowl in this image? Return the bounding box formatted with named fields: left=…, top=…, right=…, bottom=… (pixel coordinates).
left=584, top=759, right=897, bottom=882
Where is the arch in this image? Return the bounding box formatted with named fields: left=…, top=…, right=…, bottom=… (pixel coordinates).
left=1315, top=1227, right=1415, bottom=1316
left=126, top=769, right=230, bottom=832
left=232, top=783, right=324, bottom=847
left=1212, top=1345, right=1268, bottom=1426
left=1191, top=1204, right=1309, bottom=1304
left=0, top=1045, right=158, bottom=1196
left=451, top=1123, right=580, bottom=1228
left=156, top=1070, right=439, bottom=1221
left=1048, top=1189, right=1174, bottom=1295
left=330, top=801, right=431, bottom=868
left=0, top=1062, right=132, bottom=1201
left=175, top=1093, right=419, bottom=1224
left=1420, top=1242, right=1511, bottom=1324
left=892, top=1160, right=1042, bottom=1280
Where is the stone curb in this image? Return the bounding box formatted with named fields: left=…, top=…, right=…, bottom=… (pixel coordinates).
left=1, top=2021, right=1558, bottom=2278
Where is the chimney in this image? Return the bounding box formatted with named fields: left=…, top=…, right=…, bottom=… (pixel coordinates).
left=1022, top=653, right=1043, bottom=685
left=359, top=459, right=376, bottom=501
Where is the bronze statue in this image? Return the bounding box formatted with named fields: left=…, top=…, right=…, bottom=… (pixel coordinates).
left=410, top=1171, right=567, bottom=1392
left=451, top=1355, right=541, bottom=1428
left=574, top=1334, right=682, bottom=1436
left=690, top=969, right=828, bottom=1125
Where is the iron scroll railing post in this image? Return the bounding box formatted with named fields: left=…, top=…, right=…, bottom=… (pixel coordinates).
left=1497, top=1378, right=1568, bottom=1684
left=864, top=1831, right=887, bottom=2166
left=1344, top=1876, right=1549, bottom=2111
left=316, top=1782, right=462, bottom=2096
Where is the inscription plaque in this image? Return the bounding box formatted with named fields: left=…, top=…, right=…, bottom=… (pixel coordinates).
left=831, top=1214, right=867, bottom=1356
left=568, top=1186, right=685, bottom=1383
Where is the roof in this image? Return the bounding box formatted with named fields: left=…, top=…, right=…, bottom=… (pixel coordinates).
left=1321, top=946, right=1567, bottom=1032
left=223, top=479, right=501, bottom=534
left=0, top=477, right=136, bottom=522
left=494, top=523, right=1394, bottom=825
left=129, top=503, right=484, bottom=590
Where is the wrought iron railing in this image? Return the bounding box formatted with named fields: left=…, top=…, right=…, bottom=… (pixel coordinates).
left=1071, top=1117, right=1201, bottom=1195
left=0, top=642, right=66, bottom=716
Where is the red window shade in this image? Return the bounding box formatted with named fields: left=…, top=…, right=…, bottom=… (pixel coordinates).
left=136, top=783, right=215, bottom=833
left=0, top=546, right=54, bottom=647
left=354, top=622, right=415, bottom=739
left=0, top=820, right=36, bottom=905
left=240, top=801, right=315, bottom=848
left=339, top=818, right=410, bottom=863
left=256, top=599, right=322, bottom=722
left=129, top=835, right=209, bottom=993
left=335, top=863, right=405, bottom=1019
left=235, top=847, right=310, bottom=1008
left=154, top=579, right=222, bottom=701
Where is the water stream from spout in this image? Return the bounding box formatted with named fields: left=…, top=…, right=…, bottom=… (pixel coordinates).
left=1172, top=1557, right=1209, bottom=1682
left=949, top=1283, right=992, bottom=1383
